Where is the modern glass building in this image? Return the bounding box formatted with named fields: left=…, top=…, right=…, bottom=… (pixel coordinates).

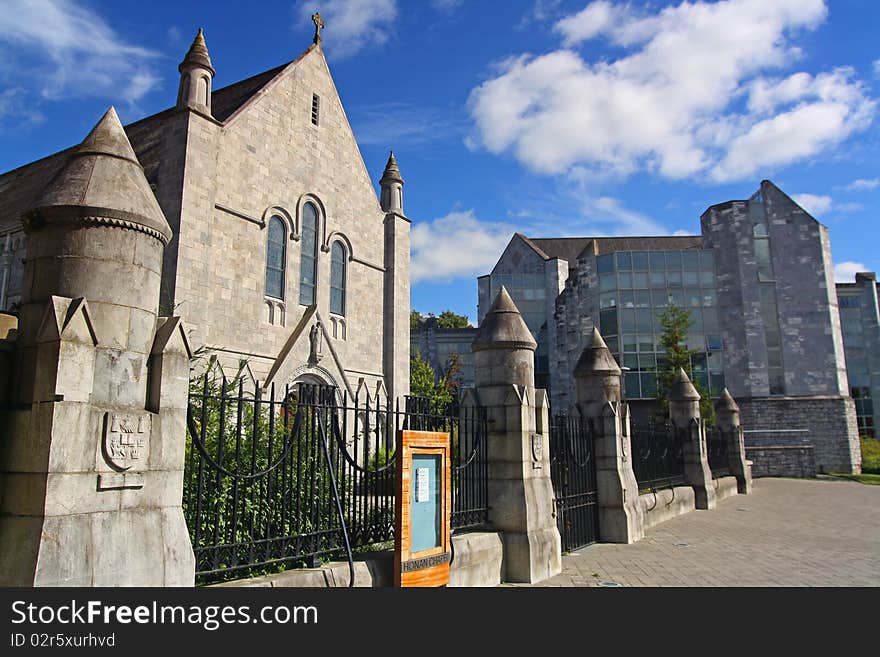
left=594, top=249, right=725, bottom=401
left=836, top=273, right=880, bottom=437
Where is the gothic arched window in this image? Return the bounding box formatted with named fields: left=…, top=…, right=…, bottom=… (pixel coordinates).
left=265, top=216, right=286, bottom=300
left=299, top=202, right=319, bottom=305
left=330, top=241, right=346, bottom=316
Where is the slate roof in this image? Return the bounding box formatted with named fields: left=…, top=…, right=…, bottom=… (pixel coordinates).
left=523, top=234, right=704, bottom=263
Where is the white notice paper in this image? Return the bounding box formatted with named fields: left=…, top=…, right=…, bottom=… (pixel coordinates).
left=415, top=467, right=430, bottom=503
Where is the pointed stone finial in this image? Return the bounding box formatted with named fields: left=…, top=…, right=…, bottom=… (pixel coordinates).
left=380, top=151, right=404, bottom=184
left=379, top=151, right=405, bottom=214
left=669, top=367, right=700, bottom=401
left=573, top=327, right=621, bottom=377
left=312, top=12, right=325, bottom=44
left=715, top=387, right=739, bottom=413
left=179, top=28, right=214, bottom=75
left=473, top=286, right=537, bottom=352
left=28, top=106, right=172, bottom=245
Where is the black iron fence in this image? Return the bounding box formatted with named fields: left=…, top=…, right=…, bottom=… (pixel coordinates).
left=706, top=426, right=731, bottom=478
left=549, top=414, right=599, bottom=552
left=184, top=371, right=488, bottom=584
left=630, top=421, right=687, bottom=492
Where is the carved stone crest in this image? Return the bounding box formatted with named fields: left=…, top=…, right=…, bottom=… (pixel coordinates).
left=102, top=412, right=150, bottom=472
left=531, top=432, right=543, bottom=469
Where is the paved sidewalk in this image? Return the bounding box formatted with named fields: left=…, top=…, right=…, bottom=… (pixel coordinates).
left=529, top=477, right=880, bottom=587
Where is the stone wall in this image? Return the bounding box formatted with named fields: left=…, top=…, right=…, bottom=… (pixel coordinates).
left=745, top=445, right=817, bottom=478
left=738, top=396, right=860, bottom=474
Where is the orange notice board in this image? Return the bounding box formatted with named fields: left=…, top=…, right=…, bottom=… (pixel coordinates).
left=394, top=430, right=451, bottom=587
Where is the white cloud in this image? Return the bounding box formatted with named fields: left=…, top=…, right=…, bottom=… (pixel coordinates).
left=297, top=0, right=397, bottom=59
left=847, top=178, right=880, bottom=191
left=468, top=0, right=875, bottom=183
left=792, top=193, right=832, bottom=216
left=0, top=0, right=160, bottom=106
left=411, top=210, right=514, bottom=283
left=834, top=261, right=869, bottom=282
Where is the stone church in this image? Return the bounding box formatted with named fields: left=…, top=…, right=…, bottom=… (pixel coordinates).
left=0, top=24, right=411, bottom=400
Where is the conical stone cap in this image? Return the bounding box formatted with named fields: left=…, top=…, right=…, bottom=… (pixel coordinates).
left=28, top=107, right=172, bottom=244
left=715, top=387, right=739, bottom=413
left=380, top=151, right=404, bottom=185
left=472, top=286, right=536, bottom=352
left=179, top=28, right=215, bottom=75
left=574, top=327, right=621, bottom=377
left=669, top=367, right=700, bottom=401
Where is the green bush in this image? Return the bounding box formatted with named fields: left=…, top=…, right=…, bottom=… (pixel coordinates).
left=861, top=437, right=880, bottom=474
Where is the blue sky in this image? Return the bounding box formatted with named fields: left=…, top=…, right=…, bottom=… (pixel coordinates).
left=1, top=0, right=878, bottom=325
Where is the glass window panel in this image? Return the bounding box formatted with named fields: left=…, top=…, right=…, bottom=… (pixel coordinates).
left=604, top=335, right=619, bottom=353
left=707, top=335, right=722, bottom=351
left=636, top=308, right=653, bottom=333
left=624, top=353, right=639, bottom=370
left=622, top=336, right=638, bottom=352
left=767, top=347, right=783, bottom=368
left=702, top=289, right=716, bottom=306
left=683, top=252, right=700, bottom=270
left=686, top=333, right=703, bottom=350
left=265, top=216, right=286, bottom=300
left=640, top=373, right=657, bottom=398
left=620, top=290, right=635, bottom=308
left=710, top=373, right=725, bottom=396
left=707, top=351, right=723, bottom=372
left=639, top=353, right=656, bottom=371
left=686, top=288, right=701, bottom=307
left=618, top=272, right=632, bottom=288
left=690, top=309, right=703, bottom=332
left=703, top=308, right=719, bottom=332
left=665, top=251, right=682, bottom=269
left=684, top=271, right=699, bottom=286
left=620, top=309, right=636, bottom=334
left=692, top=352, right=707, bottom=371
left=599, top=291, right=617, bottom=309
left=650, top=272, right=666, bottom=288
left=649, top=252, right=665, bottom=270
left=638, top=337, right=653, bottom=352
left=651, top=289, right=668, bottom=307
left=599, top=274, right=616, bottom=291
left=600, top=308, right=618, bottom=335
left=667, top=271, right=682, bottom=287
left=616, top=252, right=632, bottom=270
left=700, top=270, right=715, bottom=286
left=624, top=372, right=641, bottom=398
left=300, top=203, right=319, bottom=306
left=753, top=223, right=768, bottom=237
left=632, top=252, right=649, bottom=270
left=668, top=289, right=684, bottom=307
left=597, top=253, right=615, bottom=274
left=769, top=370, right=785, bottom=395
left=632, top=272, right=649, bottom=288
left=693, top=371, right=709, bottom=392
left=330, top=241, right=346, bottom=315
left=700, top=250, right=715, bottom=271
left=765, top=330, right=781, bottom=347
left=634, top=290, right=651, bottom=308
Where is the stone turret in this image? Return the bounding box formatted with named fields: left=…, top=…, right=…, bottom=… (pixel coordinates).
left=379, top=151, right=405, bottom=215
left=668, top=368, right=716, bottom=510
left=669, top=367, right=701, bottom=420
left=472, top=286, right=537, bottom=388
left=177, top=28, right=215, bottom=114
left=573, top=327, right=621, bottom=408
left=0, top=107, right=195, bottom=586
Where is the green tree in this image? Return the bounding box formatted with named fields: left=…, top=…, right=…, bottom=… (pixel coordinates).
left=410, top=352, right=458, bottom=407
left=655, top=303, right=715, bottom=424
left=436, top=310, right=471, bottom=328
left=410, top=309, right=424, bottom=330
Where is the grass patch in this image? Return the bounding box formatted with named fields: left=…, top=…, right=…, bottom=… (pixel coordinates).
left=829, top=473, right=880, bottom=486
left=861, top=437, right=880, bottom=474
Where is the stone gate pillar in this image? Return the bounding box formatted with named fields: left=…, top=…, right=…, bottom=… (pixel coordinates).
left=715, top=388, right=753, bottom=495
left=573, top=328, right=644, bottom=543
left=668, top=368, right=716, bottom=510
left=472, top=287, right=561, bottom=583
left=0, top=107, right=195, bottom=585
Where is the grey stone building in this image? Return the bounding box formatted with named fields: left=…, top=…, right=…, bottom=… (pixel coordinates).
left=836, top=272, right=880, bottom=437
left=410, top=317, right=476, bottom=389
left=479, top=181, right=861, bottom=474
left=0, top=28, right=410, bottom=400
